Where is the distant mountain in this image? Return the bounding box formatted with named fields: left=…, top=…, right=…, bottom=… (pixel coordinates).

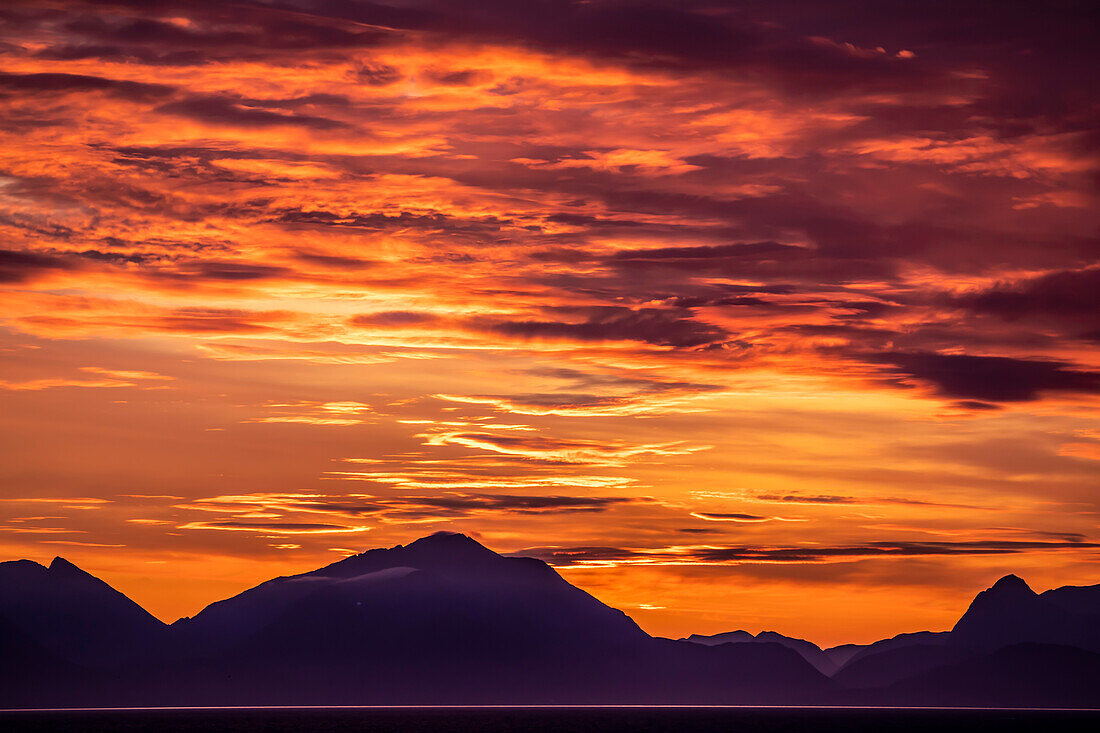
left=174, top=532, right=645, bottom=656
left=826, top=574, right=1100, bottom=696
left=0, top=556, right=167, bottom=666
left=0, top=534, right=828, bottom=707
left=833, top=640, right=965, bottom=689
left=881, top=643, right=1100, bottom=709
left=952, top=574, right=1100, bottom=652
left=682, top=630, right=838, bottom=675
left=821, top=642, right=863, bottom=669
left=1, top=538, right=1097, bottom=708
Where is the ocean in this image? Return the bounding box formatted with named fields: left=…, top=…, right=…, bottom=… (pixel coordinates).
left=1, top=707, right=1097, bottom=732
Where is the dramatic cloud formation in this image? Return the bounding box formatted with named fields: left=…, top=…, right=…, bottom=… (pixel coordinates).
left=520, top=539, right=1100, bottom=567
left=0, top=0, right=1097, bottom=644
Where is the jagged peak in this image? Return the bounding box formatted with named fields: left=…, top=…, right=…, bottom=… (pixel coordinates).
left=987, top=573, right=1036, bottom=596
left=48, top=556, right=90, bottom=575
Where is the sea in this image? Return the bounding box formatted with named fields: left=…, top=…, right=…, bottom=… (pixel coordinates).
left=1, top=707, right=1098, bottom=732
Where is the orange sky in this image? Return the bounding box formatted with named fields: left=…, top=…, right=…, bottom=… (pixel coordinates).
left=1, top=0, right=1098, bottom=647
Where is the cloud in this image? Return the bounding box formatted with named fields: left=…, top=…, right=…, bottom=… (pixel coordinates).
left=0, top=71, right=173, bottom=100
left=0, top=0, right=1098, bottom=637
left=243, top=400, right=374, bottom=426
left=690, top=512, right=773, bottom=522
left=518, top=539, right=1100, bottom=567
left=954, top=267, right=1100, bottom=339
left=750, top=493, right=983, bottom=510
left=195, top=340, right=429, bottom=365
left=175, top=490, right=645, bottom=526
left=0, top=497, right=111, bottom=505
left=178, top=521, right=371, bottom=534
left=327, top=462, right=635, bottom=492
left=351, top=311, right=441, bottom=327
left=477, top=306, right=728, bottom=348
left=418, top=430, right=710, bottom=465
left=0, top=366, right=172, bottom=391
left=156, top=94, right=346, bottom=130
left=867, top=351, right=1100, bottom=403
left=0, top=249, right=79, bottom=284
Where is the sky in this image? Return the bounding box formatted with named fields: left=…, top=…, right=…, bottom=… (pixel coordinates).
left=0, top=0, right=1097, bottom=647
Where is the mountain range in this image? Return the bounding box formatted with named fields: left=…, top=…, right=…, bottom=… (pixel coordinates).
left=2, top=532, right=1098, bottom=708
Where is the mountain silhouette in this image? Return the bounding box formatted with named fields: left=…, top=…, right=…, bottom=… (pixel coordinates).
left=880, top=643, right=1100, bottom=708
left=683, top=630, right=838, bottom=675
left=174, top=532, right=645, bottom=657
left=951, top=574, right=1100, bottom=652
left=826, top=574, right=1100, bottom=697
left=1, top=538, right=1098, bottom=708
left=0, top=534, right=829, bottom=706
left=0, top=557, right=167, bottom=666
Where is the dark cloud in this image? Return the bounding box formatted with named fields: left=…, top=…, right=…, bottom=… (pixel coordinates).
left=519, top=539, right=1100, bottom=566
left=55, top=8, right=393, bottom=58
left=423, top=68, right=490, bottom=86
left=187, top=262, right=291, bottom=281
left=479, top=306, right=728, bottom=348
left=692, top=512, right=771, bottom=522
left=955, top=268, right=1100, bottom=339
left=180, top=492, right=643, bottom=527
left=156, top=94, right=346, bottom=130
left=292, top=493, right=638, bottom=518
left=604, top=238, right=896, bottom=285
left=738, top=0, right=1100, bottom=136
left=868, top=351, right=1100, bottom=403
left=351, top=311, right=440, bottom=327
left=0, top=71, right=173, bottom=100
left=355, top=61, right=401, bottom=86
left=293, top=252, right=376, bottom=270
left=951, top=400, right=1004, bottom=412
left=754, top=493, right=980, bottom=509
left=182, top=521, right=358, bottom=532
left=285, top=0, right=937, bottom=96
left=0, top=249, right=78, bottom=283
left=522, top=366, right=721, bottom=394
left=273, top=209, right=508, bottom=238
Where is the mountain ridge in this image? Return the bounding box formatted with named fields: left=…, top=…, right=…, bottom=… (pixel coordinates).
left=2, top=534, right=1098, bottom=708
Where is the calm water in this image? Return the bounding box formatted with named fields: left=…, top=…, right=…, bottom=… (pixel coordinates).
left=1, top=707, right=1098, bottom=732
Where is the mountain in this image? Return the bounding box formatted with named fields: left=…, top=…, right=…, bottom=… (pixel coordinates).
left=0, top=556, right=167, bottom=667
left=0, top=533, right=829, bottom=707
left=174, top=532, right=645, bottom=656
left=828, top=630, right=954, bottom=684
left=880, top=643, right=1100, bottom=708
left=827, top=574, right=1100, bottom=694
left=174, top=532, right=827, bottom=705
left=2, top=539, right=1098, bottom=708
left=833, top=640, right=965, bottom=689
left=822, top=642, right=864, bottom=669
left=952, top=574, right=1100, bottom=652
left=683, top=630, right=838, bottom=675
left=1042, top=582, right=1100, bottom=615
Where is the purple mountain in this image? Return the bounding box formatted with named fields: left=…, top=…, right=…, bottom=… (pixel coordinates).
left=682, top=630, right=838, bottom=675
left=0, top=556, right=166, bottom=666
left=0, top=533, right=828, bottom=707
left=1, top=537, right=1098, bottom=708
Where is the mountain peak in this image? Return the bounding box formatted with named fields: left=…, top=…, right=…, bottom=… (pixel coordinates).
left=48, top=556, right=92, bottom=577
left=403, top=531, right=500, bottom=564
left=987, top=574, right=1036, bottom=597
left=407, top=531, right=484, bottom=550
left=310, top=531, right=503, bottom=580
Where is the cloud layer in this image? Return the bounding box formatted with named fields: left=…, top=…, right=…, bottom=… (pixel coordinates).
left=0, top=0, right=1097, bottom=644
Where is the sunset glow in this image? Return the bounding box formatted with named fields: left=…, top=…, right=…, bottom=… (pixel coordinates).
left=1, top=0, right=1097, bottom=646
